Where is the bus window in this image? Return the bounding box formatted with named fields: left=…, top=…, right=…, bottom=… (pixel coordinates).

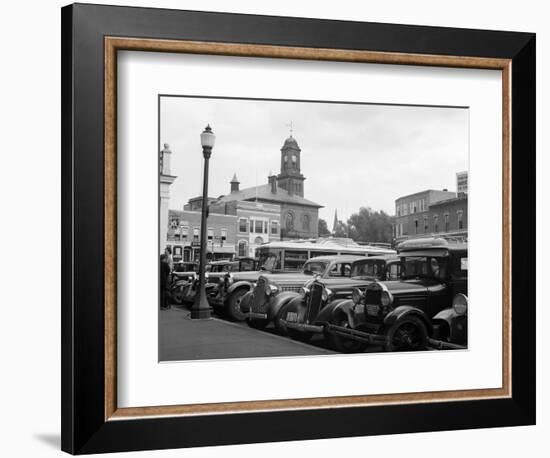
left=284, top=250, right=309, bottom=271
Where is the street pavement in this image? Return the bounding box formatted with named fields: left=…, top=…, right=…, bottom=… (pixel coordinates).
left=159, top=306, right=335, bottom=361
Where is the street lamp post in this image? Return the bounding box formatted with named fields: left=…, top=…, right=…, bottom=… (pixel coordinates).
left=191, top=124, right=215, bottom=319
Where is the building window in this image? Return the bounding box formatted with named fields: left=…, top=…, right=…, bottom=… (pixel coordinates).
left=402, top=203, right=408, bottom=216
left=249, top=219, right=254, bottom=233
left=302, top=214, right=310, bottom=231
left=180, top=225, right=189, bottom=240
left=207, top=228, right=214, bottom=241
left=238, top=240, right=247, bottom=257
left=255, top=220, right=263, bottom=234
left=414, top=219, right=418, bottom=234
left=264, top=221, right=268, bottom=234
left=396, top=205, right=401, bottom=217
left=457, top=210, right=464, bottom=229
left=221, top=228, right=227, bottom=241
left=413, top=201, right=417, bottom=213
left=433, top=215, right=439, bottom=233
left=193, top=227, right=199, bottom=241
left=271, top=220, right=279, bottom=235
left=444, top=213, right=450, bottom=232
left=285, top=211, right=294, bottom=231
left=423, top=216, right=428, bottom=233
left=410, top=201, right=414, bottom=214
left=238, top=218, right=248, bottom=233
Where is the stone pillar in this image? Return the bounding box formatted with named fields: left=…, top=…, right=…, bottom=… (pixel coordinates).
left=160, top=144, right=177, bottom=254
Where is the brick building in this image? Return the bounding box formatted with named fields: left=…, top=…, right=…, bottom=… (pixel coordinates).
left=393, top=189, right=467, bottom=242
left=167, top=209, right=237, bottom=262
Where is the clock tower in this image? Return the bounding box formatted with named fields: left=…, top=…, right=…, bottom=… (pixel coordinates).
left=277, top=135, right=306, bottom=197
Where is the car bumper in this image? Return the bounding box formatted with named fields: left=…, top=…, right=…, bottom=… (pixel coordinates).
left=245, top=311, right=268, bottom=320
left=324, top=323, right=388, bottom=345
left=282, top=320, right=323, bottom=334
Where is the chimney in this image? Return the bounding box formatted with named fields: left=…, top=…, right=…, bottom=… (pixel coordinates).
left=230, top=173, right=240, bottom=193
left=268, top=171, right=277, bottom=194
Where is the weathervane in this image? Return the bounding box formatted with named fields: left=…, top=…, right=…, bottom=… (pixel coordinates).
left=286, top=121, right=294, bottom=136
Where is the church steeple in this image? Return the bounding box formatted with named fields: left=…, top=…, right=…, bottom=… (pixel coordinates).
left=277, top=130, right=305, bottom=197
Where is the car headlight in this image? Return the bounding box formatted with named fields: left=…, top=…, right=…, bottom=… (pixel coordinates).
left=321, top=288, right=333, bottom=302
left=452, top=293, right=468, bottom=315
left=265, top=283, right=278, bottom=296
left=205, top=272, right=209, bottom=280
left=351, top=288, right=364, bottom=304
left=381, top=290, right=393, bottom=307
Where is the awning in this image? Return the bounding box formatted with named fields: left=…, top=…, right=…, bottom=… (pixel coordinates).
left=207, top=246, right=236, bottom=254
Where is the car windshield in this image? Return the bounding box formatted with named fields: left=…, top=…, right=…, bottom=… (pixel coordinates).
left=401, top=256, right=447, bottom=280
left=258, top=252, right=281, bottom=272
left=174, top=263, right=196, bottom=272
left=351, top=260, right=386, bottom=279
left=302, top=261, right=328, bottom=275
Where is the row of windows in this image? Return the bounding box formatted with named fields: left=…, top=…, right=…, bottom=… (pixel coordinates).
left=396, top=198, right=427, bottom=217
left=169, top=221, right=227, bottom=241
left=239, top=218, right=279, bottom=235
left=395, top=210, right=464, bottom=237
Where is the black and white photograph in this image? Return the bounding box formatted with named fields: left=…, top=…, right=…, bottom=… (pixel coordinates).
left=158, top=95, right=469, bottom=361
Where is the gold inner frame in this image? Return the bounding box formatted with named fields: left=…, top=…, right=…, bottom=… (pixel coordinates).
left=104, top=37, right=512, bottom=421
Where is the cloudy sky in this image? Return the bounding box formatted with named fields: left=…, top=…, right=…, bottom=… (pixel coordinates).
left=160, top=96, right=468, bottom=223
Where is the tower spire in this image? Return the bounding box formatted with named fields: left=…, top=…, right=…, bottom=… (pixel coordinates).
left=332, top=209, right=338, bottom=234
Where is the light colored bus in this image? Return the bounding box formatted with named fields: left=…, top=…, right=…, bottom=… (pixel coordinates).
left=256, top=238, right=396, bottom=272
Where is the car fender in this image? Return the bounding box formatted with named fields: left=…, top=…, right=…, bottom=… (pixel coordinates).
left=239, top=290, right=254, bottom=314
left=227, top=280, right=253, bottom=295
left=171, top=279, right=190, bottom=290
left=268, top=291, right=301, bottom=319
left=316, top=299, right=354, bottom=323
left=384, top=305, right=433, bottom=335
left=432, top=307, right=458, bottom=327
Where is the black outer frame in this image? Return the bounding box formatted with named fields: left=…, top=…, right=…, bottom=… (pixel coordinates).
left=61, top=3, right=535, bottom=454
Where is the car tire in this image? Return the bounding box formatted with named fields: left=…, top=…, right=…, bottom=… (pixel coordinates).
left=385, top=315, right=428, bottom=352
left=325, top=314, right=367, bottom=353
left=227, top=288, right=248, bottom=321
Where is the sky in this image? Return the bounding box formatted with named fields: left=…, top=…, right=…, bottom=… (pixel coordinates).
left=160, top=96, right=468, bottom=223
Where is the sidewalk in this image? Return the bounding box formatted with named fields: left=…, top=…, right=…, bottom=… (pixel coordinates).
left=159, top=307, right=334, bottom=361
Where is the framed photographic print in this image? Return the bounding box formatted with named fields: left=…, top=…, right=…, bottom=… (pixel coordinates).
left=61, top=3, right=536, bottom=454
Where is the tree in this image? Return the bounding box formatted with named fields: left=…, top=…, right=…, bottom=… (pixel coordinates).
left=318, top=218, right=331, bottom=237
left=347, top=207, right=394, bottom=243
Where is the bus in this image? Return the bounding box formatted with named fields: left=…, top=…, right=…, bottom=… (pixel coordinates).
left=255, top=238, right=396, bottom=272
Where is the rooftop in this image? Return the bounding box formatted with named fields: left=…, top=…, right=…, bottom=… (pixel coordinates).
left=216, top=183, right=323, bottom=208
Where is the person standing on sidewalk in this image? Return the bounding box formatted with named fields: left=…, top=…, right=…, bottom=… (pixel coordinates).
left=160, top=254, right=171, bottom=309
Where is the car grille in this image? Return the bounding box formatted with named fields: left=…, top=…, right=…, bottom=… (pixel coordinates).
left=365, top=289, right=381, bottom=305
left=281, top=285, right=302, bottom=293
left=304, top=283, right=323, bottom=324
left=252, top=279, right=268, bottom=313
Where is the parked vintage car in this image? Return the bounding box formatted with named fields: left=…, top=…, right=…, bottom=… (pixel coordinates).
left=323, top=237, right=468, bottom=352
left=170, top=261, right=199, bottom=305
left=180, top=257, right=258, bottom=305
left=278, top=255, right=401, bottom=342
left=240, top=255, right=366, bottom=332
left=210, top=240, right=396, bottom=321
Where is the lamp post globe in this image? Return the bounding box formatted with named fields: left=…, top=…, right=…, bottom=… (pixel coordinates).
left=191, top=124, right=216, bottom=319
